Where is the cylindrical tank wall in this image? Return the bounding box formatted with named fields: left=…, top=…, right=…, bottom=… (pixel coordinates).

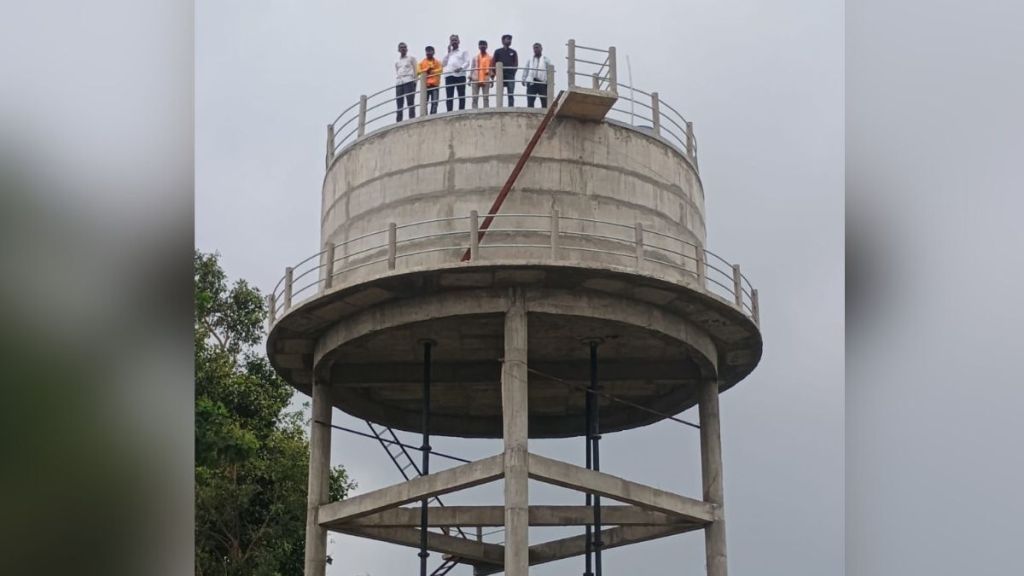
left=320, top=111, right=705, bottom=286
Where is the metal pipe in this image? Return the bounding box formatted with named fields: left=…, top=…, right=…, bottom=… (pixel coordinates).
left=419, top=340, right=433, bottom=576
left=584, top=341, right=594, bottom=576
left=590, top=341, right=603, bottom=576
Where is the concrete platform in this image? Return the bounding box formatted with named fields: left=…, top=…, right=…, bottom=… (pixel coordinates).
left=555, top=87, right=619, bottom=121
left=267, top=262, right=761, bottom=438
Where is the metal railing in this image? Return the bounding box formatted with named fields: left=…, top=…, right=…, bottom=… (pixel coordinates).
left=267, top=212, right=759, bottom=329
left=325, top=40, right=699, bottom=170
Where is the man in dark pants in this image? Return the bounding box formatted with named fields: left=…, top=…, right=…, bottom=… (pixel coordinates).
left=492, top=34, right=518, bottom=107
left=394, top=42, right=418, bottom=121
left=442, top=34, right=470, bottom=111
left=418, top=45, right=443, bottom=114
left=522, top=42, right=551, bottom=108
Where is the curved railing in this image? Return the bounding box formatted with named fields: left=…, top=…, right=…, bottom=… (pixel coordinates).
left=325, top=40, right=699, bottom=171
left=267, top=212, right=758, bottom=329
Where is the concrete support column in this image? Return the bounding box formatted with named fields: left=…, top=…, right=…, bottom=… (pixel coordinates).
left=698, top=379, right=727, bottom=576
left=502, top=287, right=529, bottom=576
left=304, top=378, right=333, bottom=576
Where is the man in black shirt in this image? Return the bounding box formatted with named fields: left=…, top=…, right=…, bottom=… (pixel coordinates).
left=492, top=34, right=518, bottom=107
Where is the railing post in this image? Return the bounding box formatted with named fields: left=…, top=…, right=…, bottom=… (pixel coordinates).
left=419, top=73, right=428, bottom=117
left=357, top=95, right=368, bottom=137
left=686, top=120, right=694, bottom=159
left=651, top=92, right=661, bottom=136
left=550, top=208, right=560, bottom=260
left=547, top=63, right=556, bottom=106
left=387, top=223, right=397, bottom=270
left=751, top=289, right=760, bottom=325
left=326, top=123, right=335, bottom=169
left=323, top=242, right=335, bottom=292
left=567, top=39, right=576, bottom=88
left=696, top=246, right=706, bottom=288
left=634, top=222, right=644, bottom=269
left=283, top=266, right=294, bottom=312
left=732, top=264, right=743, bottom=308
left=592, top=73, right=600, bottom=90
left=607, top=46, right=618, bottom=93
left=469, top=210, right=480, bottom=260
left=267, top=293, right=276, bottom=329
left=495, top=62, right=505, bottom=109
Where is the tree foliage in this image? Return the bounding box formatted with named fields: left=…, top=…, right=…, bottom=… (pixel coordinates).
left=195, top=251, right=354, bottom=575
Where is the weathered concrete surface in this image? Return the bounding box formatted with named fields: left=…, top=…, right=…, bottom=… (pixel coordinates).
left=318, top=454, right=503, bottom=525
left=336, top=505, right=692, bottom=527
left=320, top=110, right=705, bottom=289
left=303, top=379, right=332, bottom=576
left=502, top=289, right=529, bottom=576
left=527, top=453, right=716, bottom=523
left=699, top=379, right=728, bottom=576
left=267, top=263, right=761, bottom=438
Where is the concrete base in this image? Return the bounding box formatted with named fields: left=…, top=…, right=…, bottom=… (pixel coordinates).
left=269, top=264, right=761, bottom=438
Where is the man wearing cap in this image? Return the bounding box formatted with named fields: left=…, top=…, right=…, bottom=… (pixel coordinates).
left=442, top=34, right=471, bottom=111
left=471, top=40, right=494, bottom=109
left=521, top=42, right=551, bottom=108
left=394, top=42, right=418, bottom=121
left=492, top=34, right=519, bottom=107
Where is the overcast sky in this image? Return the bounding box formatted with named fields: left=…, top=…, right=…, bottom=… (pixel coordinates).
left=196, top=1, right=844, bottom=574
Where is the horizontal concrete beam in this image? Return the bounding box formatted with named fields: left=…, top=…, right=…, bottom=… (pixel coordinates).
left=527, top=453, right=716, bottom=523
left=336, top=505, right=687, bottom=527
left=334, top=525, right=504, bottom=566
left=475, top=525, right=699, bottom=575
left=319, top=454, right=504, bottom=525
left=529, top=524, right=697, bottom=566
left=331, top=359, right=698, bottom=386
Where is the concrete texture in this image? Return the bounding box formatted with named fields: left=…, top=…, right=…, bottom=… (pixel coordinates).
left=320, top=110, right=704, bottom=282
left=303, top=378, right=332, bottom=576
left=268, top=263, right=761, bottom=438
left=699, top=378, right=728, bottom=576
left=501, top=288, right=529, bottom=576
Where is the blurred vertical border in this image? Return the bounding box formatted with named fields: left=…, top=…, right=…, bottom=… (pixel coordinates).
left=848, top=0, right=1024, bottom=574
left=0, top=2, right=194, bottom=575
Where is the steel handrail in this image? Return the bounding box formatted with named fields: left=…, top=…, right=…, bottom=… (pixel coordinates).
left=269, top=213, right=757, bottom=327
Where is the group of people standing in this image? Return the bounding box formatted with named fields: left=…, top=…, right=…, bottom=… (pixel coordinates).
left=394, top=34, right=552, bottom=122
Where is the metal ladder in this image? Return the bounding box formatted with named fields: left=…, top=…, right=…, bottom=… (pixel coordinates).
left=364, top=421, right=473, bottom=576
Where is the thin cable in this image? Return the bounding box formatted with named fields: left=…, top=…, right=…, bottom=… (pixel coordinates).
left=316, top=421, right=472, bottom=464
left=501, top=359, right=701, bottom=430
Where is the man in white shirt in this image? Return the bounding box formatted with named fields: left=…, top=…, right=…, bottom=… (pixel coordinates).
left=521, top=42, right=552, bottom=109
left=395, top=42, right=418, bottom=121
left=441, top=34, right=471, bottom=112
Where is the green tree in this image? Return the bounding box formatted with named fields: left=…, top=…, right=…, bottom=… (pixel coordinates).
left=195, top=251, right=354, bottom=576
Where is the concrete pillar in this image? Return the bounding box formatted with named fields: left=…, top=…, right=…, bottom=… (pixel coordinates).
left=496, top=62, right=505, bottom=109
left=502, top=287, right=529, bottom=576
left=284, top=266, right=294, bottom=312
left=304, top=378, right=333, bottom=576
left=547, top=63, right=556, bottom=106
left=323, top=242, right=335, bottom=292
left=698, top=379, right=727, bottom=576
left=470, top=210, right=480, bottom=260
left=326, top=123, right=335, bottom=169
left=567, top=39, right=576, bottom=88
left=357, top=95, right=368, bottom=137
left=651, top=92, right=661, bottom=136
left=607, top=46, right=617, bottom=93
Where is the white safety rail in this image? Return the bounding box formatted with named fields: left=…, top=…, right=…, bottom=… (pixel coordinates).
left=325, top=40, right=699, bottom=170
left=565, top=39, right=698, bottom=170
left=268, top=213, right=758, bottom=329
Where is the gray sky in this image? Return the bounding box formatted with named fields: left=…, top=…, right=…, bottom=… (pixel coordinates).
left=196, top=1, right=844, bottom=574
